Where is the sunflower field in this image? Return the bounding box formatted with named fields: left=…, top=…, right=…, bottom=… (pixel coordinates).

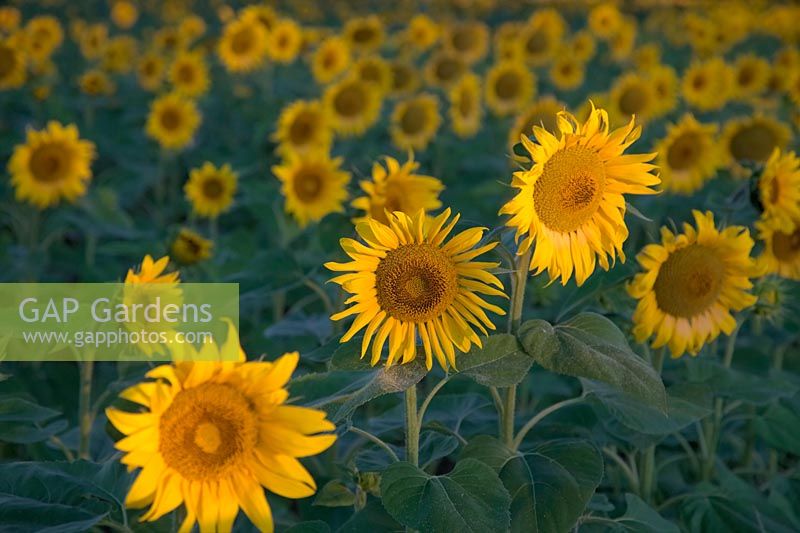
left=2, top=0, right=800, bottom=531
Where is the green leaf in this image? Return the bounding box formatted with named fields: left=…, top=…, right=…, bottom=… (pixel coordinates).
left=686, top=358, right=800, bottom=406
left=337, top=499, right=400, bottom=533
left=0, top=396, right=61, bottom=423
left=523, top=313, right=666, bottom=413
left=461, top=436, right=603, bottom=533
left=313, top=480, right=356, bottom=508
left=329, top=338, right=373, bottom=371
left=0, top=395, right=67, bottom=444
left=457, top=334, right=534, bottom=387
left=380, top=459, right=511, bottom=533
left=517, top=319, right=559, bottom=360
left=755, top=393, right=800, bottom=455
left=285, top=520, right=331, bottom=533
left=612, top=493, right=679, bottom=532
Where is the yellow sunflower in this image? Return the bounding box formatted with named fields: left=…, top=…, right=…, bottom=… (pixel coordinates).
left=508, top=97, right=565, bottom=152
left=628, top=210, right=757, bottom=357
left=110, top=0, right=138, bottom=30
left=424, top=51, right=466, bottom=90
left=731, top=54, right=769, bottom=100
left=153, top=27, right=187, bottom=55
left=267, top=18, right=302, bottom=63
left=648, top=65, right=679, bottom=118
left=8, top=121, right=96, bottom=209
left=549, top=55, right=585, bottom=91
left=443, top=21, right=489, bottom=65
left=485, top=60, right=535, bottom=116
left=343, top=15, right=384, bottom=54
left=311, top=36, right=351, bottom=84
left=354, top=55, right=392, bottom=96
left=682, top=58, right=732, bottom=111
left=499, top=105, right=660, bottom=286
left=137, top=53, right=165, bottom=92
left=588, top=2, right=623, bottom=39
left=240, top=4, right=278, bottom=32
left=518, top=16, right=561, bottom=67
left=76, top=23, right=108, bottom=60
left=272, top=152, right=351, bottom=227
left=184, top=162, right=238, bottom=218
left=609, top=72, right=657, bottom=125
left=0, top=6, right=20, bottom=32
left=634, top=43, right=661, bottom=72
left=102, top=35, right=138, bottom=74
left=656, top=114, right=719, bottom=195
left=720, top=115, right=791, bottom=167
left=404, top=14, right=439, bottom=52
left=390, top=93, right=441, bottom=151
left=326, top=208, right=506, bottom=370
left=449, top=72, right=483, bottom=139
left=146, top=92, right=201, bottom=150
left=25, top=15, right=63, bottom=61
left=389, top=60, right=420, bottom=97
left=494, top=22, right=524, bottom=62
left=756, top=217, right=800, bottom=281
left=323, top=76, right=381, bottom=137
left=106, top=336, right=335, bottom=533
left=351, top=154, right=444, bottom=224
left=168, top=50, right=209, bottom=97
left=125, top=254, right=179, bottom=284
left=178, top=14, right=207, bottom=43
left=218, top=16, right=269, bottom=73
left=0, top=37, right=26, bottom=90
left=568, top=30, right=596, bottom=62
left=79, top=69, right=115, bottom=96
left=272, top=99, right=332, bottom=157
left=756, top=149, right=800, bottom=233
left=171, top=228, right=213, bottom=265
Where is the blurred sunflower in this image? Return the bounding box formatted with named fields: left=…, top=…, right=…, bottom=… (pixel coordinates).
left=311, top=36, right=351, bottom=84
left=25, top=15, right=63, bottom=61
left=549, top=55, right=585, bottom=91
left=351, top=154, right=443, bottom=224
left=493, top=22, right=524, bottom=61
left=485, top=60, right=535, bottom=116
left=756, top=218, right=800, bottom=280
left=568, top=30, right=596, bottom=62
left=76, top=23, right=107, bottom=60
left=682, top=58, right=732, bottom=111
left=169, top=50, right=209, bottom=97
left=656, top=114, right=718, bottom=195
left=499, top=105, right=660, bottom=286
left=354, top=55, right=392, bottom=96
left=634, top=43, right=661, bottom=71
left=323, top=77, right=381, bottom=137
left=267, top=18, right=302, bottom=63
left=629, top=211, right=757, bottom=357
left=218, top=16, right=269, bottom=73
left=508, top=97, right=564, bottom=152
left=519, top=13, right=563, bottom=66
left=389, top=60, right=420, bottom=97
left=110, top=0, right=138, bottom=30
left=79, top=69, right=115, bottom=96
left=240, top=4, right=278, bottom=32
left=405, top=14, right=439, bottom=52
left=185, top=162, right=238, bottom=218
left=8, top=121, right=96, bottom=209
left=443, top=21, right=489, bottom=65
left=326, top=208, right=506, bottom=370
left=154, top=27, right=187, bottom=55
left=171, top=228, right=213, bottom=265
left=609, top=72, right=657, bottom=125
left=272, top=152, right=350, bottom=227
left=720, top=115, right=790, bottom=166
left=424, top=51, right=466, bottom=90
left=588, top=2, right=623, bottom=39
left=731, top=54, right=769, bottom=100
left=756, top=149, right=800, bottom=232
left=390, top=93, right=441, bottom=151
left=608, top=20, right=637, bottom=61
left=0, top=6, right=20, bottom=32
left=449, top=72, right=483, bottom=139
left=137, top=53, right=165, bottom=91
left=107, top=334, right=335, bottom=533
left=273, top=100, right=332, bottom=157
left=0, top=37, right=26, bottom=90
left=145, top=92, right=201, bottom=150
left=648, top=65, right=679, bottom=117
left=102, top=35, right=137, bottom=74
left=343, top=15, right=384, bottom=54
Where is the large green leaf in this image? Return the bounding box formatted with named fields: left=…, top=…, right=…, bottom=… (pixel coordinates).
left=337, top=499, right=401, bottom=533
left=755, top=393, right=800, bottom=455
left=461, top=435, right=603, bottom=533
left=610, top=493, right=679, bottom=532
left=685, top=359, right=799, bottom=406
left=0, top=395, right=67, bottom=444
left=519, top=314, right=666, bottom=412
left=457, top=334, right=534, bottom=387
left=380, top=459, right=511, bottom=533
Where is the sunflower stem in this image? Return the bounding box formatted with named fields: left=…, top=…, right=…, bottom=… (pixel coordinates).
left=78, top=360, right=94, bottom=460
left=404, top=384, right=420, bottom=467
left=640, top=347, right=666, bottom=503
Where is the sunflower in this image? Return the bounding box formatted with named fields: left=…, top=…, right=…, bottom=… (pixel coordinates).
left=485, top=60, right=535, bottom=116
left=449, top=72, right=483, bottom=139
left=106, top=335, right=335, bottom=533
left=154, top=27, right=187, bottom=55
left=311, top=36, right=351, bottom=84
left=146, top=92, right=201, bottom=150
left=273, top=100, right=332, bottom=157
left=351, top=155, right=444, bottom=224
left=756, top=218, right=800, bottom=280
left=443, top=21, right=489, bottom=65
left=77, top=23, right=108, bottom=60
left=508, top=97, right=565, bottom=152
left=111, top=1, right=138, bottom=30
left=609, top=73, right=657, bottom=125
left=354, top=55, right=392, bottom=96
left=267, top=18, right=302, bottom=63
left=272, top=152, right=350, bottom=227
left=567, top=30, right=596, bottom=62
left=102, top=36, right=138, bottom=74
left=138, top=53, right=165, bottom=92
left=326, top=208, right=506, bottom=370
left=405, top=14, right=439, bottom=52
left=185, top=162, right=238, bottom=218
left=8, top=121, right=96, bottom=209
left=168, top=50, right=209, bottom=97
left=178, top=14, right=206, bottom=43
left=0, top=37, right=26, bottom=90
left=609, top=20, right=636, bottom=61
left=424, top=51, right=466, bottom=90
left=390, top=93, right=441, bottom=151
left=756, top=149, right=800, bottom=233
left=79, top=69, right=115, bottom=96
left=588, top=2, right=623, bottom=39
left=518, top=14, right=562, bottom=67
left=634, top=43, right=661, bottom=72
left=389, top=60, right=420, bottom=97
left=628, top=210, right=757, bottom=357
left=25, top=15, right=63, bottom=61
left=682, top=58, right=732, bottom=111
left=218, top=16, right=269, bottom=73
left=0, top=6, right=20, bottom=32
left=549, top=55, right=585, bottom=91
left=323, top=76, right=381, bottom=137
left=499, top=105, right=660, bottom=286
left=240, top=4, right=278, bottom=32
left=171, top=228, right=213, bottom=265
left=648, top=65, right=678, bottom=118
left=343, top=15, right=384, bottom=54
left=125, top=254, right=179, bottom=284
left=731, top=54, right=769, bottom=100
left=720, top=115, right=790, bottom=167
left=655, top=114, right=719, bottom=195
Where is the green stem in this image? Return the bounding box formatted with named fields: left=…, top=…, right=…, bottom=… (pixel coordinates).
left=350, top=427, right=399, bottom=462
left=641, top=347, right=665, bottom=502
left=512, top=396, right=583, bottom=450
left=405, top=385, right=419, bottom=467
left=768, top=345, right=786, bottom=477
left=78, top=360, right=94, bottom=460
left=418, top=376, right=450, bottom=425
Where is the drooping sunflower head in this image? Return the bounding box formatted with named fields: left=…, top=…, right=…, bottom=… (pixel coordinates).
left=731, top=54, right=770, bottom=99
left=549, top=55, right=585, bottom=91
left=720, top=115, right=790, bottom=167
left=137, top=53, right=165, bottom=92
left=449, top=72, right=483, bottom=139
left=609, top=73, right=657, bottom=125
left=344, top=15, right=384, bottom=54
left=485, top=60, right=536, bottom=116
left=311, top=36, right=351, bottom=85
left=508, top=97, right=564, bottom=153
left=273, top=99, right=332, bottom=157
left=8, top=121, right=96, bottom=209
left=756, top=149, right=800, bottom=233
left=171, top=228, right=213, bottom=265
left=323, top=76, right=381, bottom=137
left=145, top=92, right=201, bottom=150
left=267, top=18, right=302, bottom=63
left=351, top=154, right=444, bottom=224
left=443, top=20, right=489, bottom=65
left=106, top=328, right=336, bottom=533
left=217, top=16, right=269, bottom=73
left=424, top=51, right=466, bottom=90
left=499, top=104, right=660, bottom=286
left=272, top=151, right=351, bottom=227
left=756, top=216, right=800, bottom=281
left=655, top=114, right=719, bottom=195
left=629, top=210, right=758, bottom=357
left=168, top=50, right=209, bottom=97
left=0, top=37, right=26, bottom=90
left=390, top=93, right=441, bottom=152
left=326, top=208, right=506, bottom=370
left=184, top=162, right=238, bottom=219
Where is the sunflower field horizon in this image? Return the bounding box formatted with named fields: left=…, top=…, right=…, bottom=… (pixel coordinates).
left=1, top=1, right=799, bottom=532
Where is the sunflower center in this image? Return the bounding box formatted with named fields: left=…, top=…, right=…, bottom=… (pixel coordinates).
left=667, top=133, right=702, bottom=170
left=159, top=383, right=257, bottom=481
left=375, top=243, right=458, bottom=322
left=772, top=228, right=800, bottom=261
left=737, top=66, right=754, bottom=87
left=451, top=29, right=474, bottom=52
left=352, top=27, right=375, bottom=44
left=434, top=57, right=461, bottom=82
left=400, top=103, right=427, bottom=135
left=525, top=30, right=547, bottom=54
left=730, top=124, right=776, bottom=162
left=289, top=112, right=315, bottom=145
left=29, top=144, right=68, bottom=183
left=160, top=108, right=182, bottom=131
left=293, top=167, right=324, bottom=202
left=653, top=244, right=725, bottom=318
left=495, top=71, right=521, bottom=100
left=691, top=73, right=707, bottom=90
left=618, top=86, right=649, bottom=116
left=177, top=64, right=195, bottom=83
left=231, top=27, right=254, bottom=55
left=333, top=84, right=366, bottom=117
left=202, top=177, right=224, bottom=199
left=458, top=90, right=474, bottom=116
left=0, top=46, right=16, bottom=77
left=532, top=145, right=606, bottom=233
left=360, top=64, right=382, bottom=84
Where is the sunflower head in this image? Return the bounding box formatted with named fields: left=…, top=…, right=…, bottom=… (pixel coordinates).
left=145, top=92, right=201, bottom=150
left=137, top=53, right=165, bottom=92
left=549, top=55, right=585, bottom=91
left=79, top=69, right=115, bottom=95
left=721, top=115, right=790, bottom=167
left=609, top=73, right=657, bottom=125
left=756, top=216, right=800, bottom=281
left=323, top=76, right=381, bottom=137
left=389, top=60, right=420, bottom=97
left=311, top=36, right=351, bottom=84
left=273, top=99, right=333, bottom=157
left=169, top=50, right=209, bottom=97
left=499, top=104, right=660, bottom=286
left=589, top=2, right=623, bottom=39
left=682, top=58, right=733, bottom=111
left=354, top=55, right=393, bottom=96
left=449, top=72, right=483, bottom=139
left=656, top=114, right=719, bottom=195
left=405, top=14, right=440, bottom=51
left=756, top=149, right=800, bottom=233
left=443, top=21, right=489, bottom=65
left=731, top=54, right=769, bottom=99
left=485, top=60, right=536, bottom=116
left=110, top=0, right=138, bottom=30
left=344, top=15, right=384, bottom=54
left=390, top=93, right=441, bottom=151
left=0, top=37, right=26, bottom=89
left=171, top=228, right=213, bottom=265
left=102, top=35, right=138, bottom=74
left=326, top=208, right=506, bottom=370
left=267, top=18, right=302, bottom=63
left=185, top=162, right=238, bottom=219
left=424, top=51, right=466, bottom=90
left=217, top=16, right=269, bottom=73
